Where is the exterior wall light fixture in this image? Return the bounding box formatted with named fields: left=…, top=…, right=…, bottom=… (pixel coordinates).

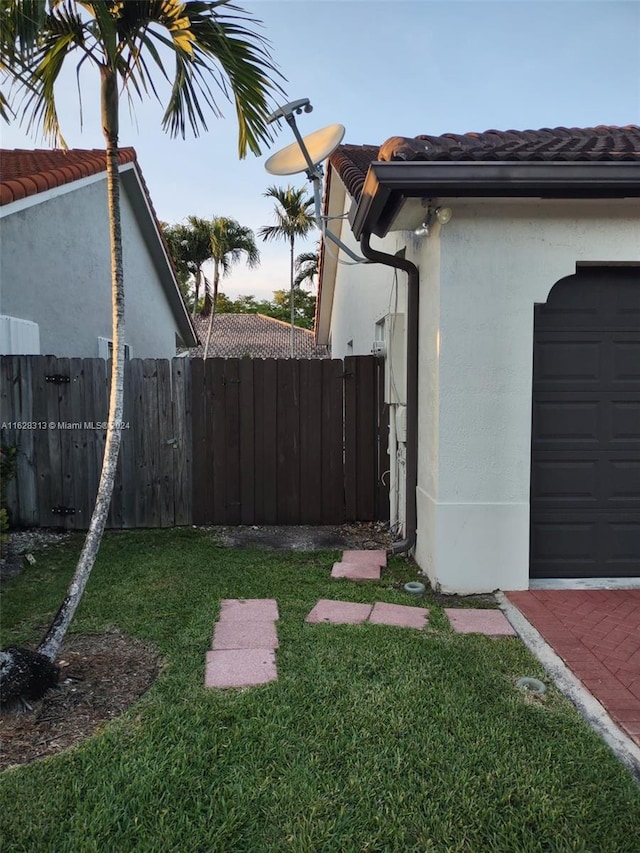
left=414, top=205, right=453, bottom=238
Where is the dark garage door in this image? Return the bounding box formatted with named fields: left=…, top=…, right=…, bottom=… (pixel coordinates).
left=530, top=267, right=640, bottom=578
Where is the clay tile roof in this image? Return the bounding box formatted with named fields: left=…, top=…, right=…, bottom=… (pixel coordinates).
left=187, top=313, right=329, bottom=359
left=0, top=147, right=137, bottom=205
left=330, top=125, right=640, bottom=201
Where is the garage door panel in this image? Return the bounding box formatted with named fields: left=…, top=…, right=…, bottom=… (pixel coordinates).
left=534, top=332, right=639, bottom=390
left=531, top=459, right=597, bottom=504
left=533, top=398, right=599, bottom=445
left=610, top=399, right=640, bottom=444
left=530, top=519, right=597, bottom=575
left=609, top=458, right=640, bottom=503
left=613, top=338, right=640, bottom=383
left=530, top=514, right=640, bottom=578
left=533, top=393, right=640, bottom=449
left=534, top=337, right=601, bottom=386
left=532, top=452, right=640, bottom=509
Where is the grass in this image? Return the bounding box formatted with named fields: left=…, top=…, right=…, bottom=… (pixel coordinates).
left=1, top=527, right=639, bottom=852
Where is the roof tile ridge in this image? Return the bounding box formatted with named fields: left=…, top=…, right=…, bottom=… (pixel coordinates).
left=256, top=313, right=314, bottom=334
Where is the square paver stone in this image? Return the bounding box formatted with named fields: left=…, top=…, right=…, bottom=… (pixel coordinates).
left=369, top=602, right=429, bottom=629
left=342, top=550, right=387, bottom=567
left=218, top=598, right=279, bottom=622
left=331, top=562, right=381, bottom=581
left=205, top=649, right=277, bottom=688
left=445, top=608, right=517, bottom=636
left=212, top=619, right=279, bottom=650
left=306, top=599, right=373, bottom=624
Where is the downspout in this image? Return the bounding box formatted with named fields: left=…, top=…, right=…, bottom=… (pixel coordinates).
left=360, top=232, right=418, bottom=555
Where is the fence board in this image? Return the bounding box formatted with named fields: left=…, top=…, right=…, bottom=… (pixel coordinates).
left=172, top=358, right=191, bottom=526
left=356, top=355, right=376, bottom=520
left=344, top=356, right=358, bottom=521
left=208, top=359, right=226, bottom=523
left=262, top=359, right=279, bottom=525
left=190, top=357, right=206, bottom=525
left=239, top=359, right=255, bottom=525
left=322, top=359, right=346, bottom=524
left=299, top=359, right=323, bottom=524
left=224, top=359, right=241, bottom=526
left=277, top=359, right=300, bottom=524
left=1, top=356, right=38, bottom=526
left=144, top=359, right=162, bottom=528
left=156, top=359, right=174, bottom=527
left=60, top=358, right=86, bottom=530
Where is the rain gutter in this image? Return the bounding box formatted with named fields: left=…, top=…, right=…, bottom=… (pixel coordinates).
left=350, top=160, right=640, bottom=239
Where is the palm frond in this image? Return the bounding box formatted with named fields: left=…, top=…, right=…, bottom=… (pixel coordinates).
left=2, top=1, right=283, bottom=157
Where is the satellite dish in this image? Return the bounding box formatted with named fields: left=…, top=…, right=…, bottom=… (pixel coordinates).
left=265, top=123, right=345, bottom=176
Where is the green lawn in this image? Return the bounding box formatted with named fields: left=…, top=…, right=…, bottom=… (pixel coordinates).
left=1, top=528, right=639, bottom=853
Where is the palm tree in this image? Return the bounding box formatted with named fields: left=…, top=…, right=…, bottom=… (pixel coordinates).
left=294, top=250, right=319, bottom=290
left=259, top=185, right=315, bottom=357
left=203, top=216, right=259, bottom=357
left=172, top=216, right=218, bottom=317
left=161, top=221, right=201, bottom=312
left=0, top=0, right=281, bottom=697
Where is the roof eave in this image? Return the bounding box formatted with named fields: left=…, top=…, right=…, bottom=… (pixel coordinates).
left=350, top=161, right=640, bottom=239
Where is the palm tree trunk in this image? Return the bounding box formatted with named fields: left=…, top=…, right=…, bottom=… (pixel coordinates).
left=289, top=235, right=295, bottom=358
left=193, top=267, right=202, bottom=318
left=38, top=66, right=126, bottom=661
left=203, top=261, right=220, bottom=359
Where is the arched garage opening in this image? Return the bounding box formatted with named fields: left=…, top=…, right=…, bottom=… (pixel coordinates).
left=530, top=266, right=640, bottom=579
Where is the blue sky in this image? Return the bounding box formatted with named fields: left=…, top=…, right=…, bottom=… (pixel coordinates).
left=2, top=1, right=639, bottom=300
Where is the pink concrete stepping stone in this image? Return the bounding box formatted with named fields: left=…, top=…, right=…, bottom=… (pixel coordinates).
left=212, top=619, right=279, bottom=650
left=445, top=608, right=517, bottom=636
left=342, top=549, right=387, bottom=567
left=205, top=649, right=277, bottom=688
left=218, top=598, right=279, bottom=622
left=306, top=599, right=373, bottom=624
left=369, top=602, right=429, bottom=630
left=331, top=562, right=381, bottom=581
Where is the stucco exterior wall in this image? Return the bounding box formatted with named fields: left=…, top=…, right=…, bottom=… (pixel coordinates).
left=328, top=205, right=405, bottom=358
left=413, top=198, right=640, bottom=593
left=0, top=175, right=182, bottom=359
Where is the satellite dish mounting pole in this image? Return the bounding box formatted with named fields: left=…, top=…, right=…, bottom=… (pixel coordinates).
left=264, top=99, right=366, bottom=264
left=284, top=114, right=324, bottom=223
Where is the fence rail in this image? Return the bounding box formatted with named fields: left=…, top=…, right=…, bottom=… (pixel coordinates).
left=1, top=355, right=388, bottom=529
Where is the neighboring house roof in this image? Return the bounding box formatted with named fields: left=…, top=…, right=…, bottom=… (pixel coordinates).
left=0, top=148, right=137, bottom=204
left=188, top=313, right=329, bottom=359
left=0, top=147, right=197, bottom=348
left=331, top=125, right=640, bottom=204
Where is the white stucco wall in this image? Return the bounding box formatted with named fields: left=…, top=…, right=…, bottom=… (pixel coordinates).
left=412, top=198, right=640, bottom=593
left=0, top=174, right=183, bottom=359
left=328, top=202, right=406, bottom=358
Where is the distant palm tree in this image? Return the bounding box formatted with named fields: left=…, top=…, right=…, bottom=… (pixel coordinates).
left=294, top=250, right=319, bottom=290
left=259, top=185, right=315, bottom=357
left=204, top=217, right=259, bottom=357
left=0, top=0, right=281, bottom=693
left=162, top=219, right=211, bottom=314
left=183, top=216, right=218, bottom=317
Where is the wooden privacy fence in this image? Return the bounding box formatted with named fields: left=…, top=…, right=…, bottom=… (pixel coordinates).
left=1, top=355, right=389, bottom=529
